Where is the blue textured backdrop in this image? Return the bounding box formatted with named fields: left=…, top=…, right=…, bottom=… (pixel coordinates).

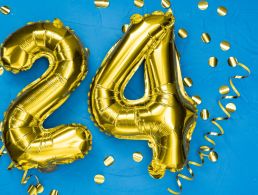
left=0, top=0, right=257, bottom=194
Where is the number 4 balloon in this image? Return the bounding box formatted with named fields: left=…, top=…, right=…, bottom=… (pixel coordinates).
left=89, top=10, right=197, bottom=179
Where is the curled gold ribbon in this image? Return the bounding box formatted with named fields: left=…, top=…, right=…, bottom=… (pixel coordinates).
left=21, top=170, right=40, bottom=184
left=168, top=62, right=251, bottom=194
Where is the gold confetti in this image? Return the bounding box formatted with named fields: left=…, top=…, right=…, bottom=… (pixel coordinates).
left=217, top=6, right=227, bottom=16
left=219, top=85, right=230, bottom=95
left=53, top=18, right=63, bottom=28
left=0, top=121, right=3, bottom=131
left=161, top=0, right=171, bottom=8
left=104, top=155, right=114, bottom=166
left=200, top=109, right=209, bottom=120
left=0, top=145, right=5, bottom=156
left=36, top=183, right=44, bottom=194
left=50, top=190, right=59, bottom=195
left=228, top=57, right=238, bottom=67
left=220, top=41, right=230, bottom=51
left=191, top=96, right=202, bottom=105
left=198, top=1, right=208, bottom=11
left=94, top=174, right=105, bottom=184
left=94, top=0, right=109, bottom=8
left=133, top=152, right=143, bottom=162
left=201, top=33, right=211, bottom=43
left=226, top=103, right=236, bottom=113
left=130, top=14, right=143, bottom=24
left=178, top=28, right=188, bottom=39
left=7, top=161, right=14, bottom=170
left=0, top=6, right=10, bottom=15
left=208, top=151, right=218, bottom=162
left=27, top=185, right=37, bottom=195
left=208, top=57, right=218, bottom=67
left=183, top=77, right=193, bottom=87
left=134, top=0, right=144, bottom=8
left=122, top=24, right=129, bottom=33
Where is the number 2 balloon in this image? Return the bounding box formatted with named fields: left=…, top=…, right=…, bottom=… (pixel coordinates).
left=0, top=19, right=92, bottom=170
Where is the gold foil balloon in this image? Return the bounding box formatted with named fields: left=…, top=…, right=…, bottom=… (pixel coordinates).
left=89, top=10, right=197, bottom=179
left=0, top=19, right=92, bottom=170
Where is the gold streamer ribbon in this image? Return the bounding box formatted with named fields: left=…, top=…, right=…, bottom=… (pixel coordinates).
left=21, top=170, right=40, bottom=185
left=168, top=62, right=251, bottom=194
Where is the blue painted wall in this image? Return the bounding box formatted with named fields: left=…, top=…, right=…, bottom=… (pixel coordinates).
left=0, top=0, right=257, bottom=194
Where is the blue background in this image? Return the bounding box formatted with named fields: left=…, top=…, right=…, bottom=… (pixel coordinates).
left=0, top=0, right=257, bottom=194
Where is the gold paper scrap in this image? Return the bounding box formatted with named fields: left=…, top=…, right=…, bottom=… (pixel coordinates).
left=226, top=103, right=236, bottom=113
left=36, top=183, right=44, bottom=194
left=0, top=121, right=3, bottom=131
left=198, top=1, right=208, bottom=11
left=133, top=152, right=143, bottom=162
left=201, top=33, right=211, bottom=43
left=208, top=151, right=218, bottom=162
left=134, top=0, right=144, bottom=8
left=228, top=57, right=238, bottom=67
left=200, top=109, right=209, bottom=120
left=0, top=6, right=10, bottom=15
left=183, top=77, right=193, bottom=87
left=220, top=41, right=230, bottom=51
left=94, top=0, right=109, bottom=8
left=191, top=96, right=202, bottom=105
left=50, top=190, right=59, bottom=195
left=94, top=174, right=105, bottom=184
left=0, top=67, right=4, bottom=75
left=27, top=185, right=37, bottom=195
left=161, top=0, right=171, bottom=8
left=217, top=6, right=227, bottom=16
left=178, top=28, right=188, bottom=39
left=219, top=85, right=230, bottom=95
left=122, top=24, right=129, bottom=33
left=104, top=156, right=115, bottom=166
left=208, top=57, right=218, bottom=67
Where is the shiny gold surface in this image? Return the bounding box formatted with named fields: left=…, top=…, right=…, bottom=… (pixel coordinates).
left=104, top=155, right=114, bottom=166
left=198, top=1, right=208, bottom=11
left=0, top=19, right=92, bottom=170
left=50, top=190, right=59, bottom=195
left=94, top=174, right=105, bottom=184
left=161, top=0, right=171, bottom=8
left=36, top=183, right=44, bottom=193
left=183, top=77, right=193, bottom=87
left=122, top=24, right=129, bottom=33
left=178, top=28, right=188, bottom=39
left=219, top=85, right=230, bottom=95
left=94, top=0, right=109, bottom=8
left=208, top=151, right=218, bottom=162
left=0, top=66, right=4, bottom=75
left=200, top=109, right=209, bottom=120
left=28, top=185, right=37, bottom=195
left=89, top=11, right=197, bottom=178
left=0, top=6, right=10, bottom=15
left=208, top=57, right=218, bottom=67
left=220, top=41, right=230, bottom=51
left=134, top=0, right=144, bottom=8
left=191, top=96, right=202, bottom=105
left=226, top=103, right=236, bottom=113
left=217, top=6, right=227, bottom=16
left=228, top=57, right=238, bottom=67
left=201, top=33, right=211, bottom=43
left=133, top=152, right=143, bottom=162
